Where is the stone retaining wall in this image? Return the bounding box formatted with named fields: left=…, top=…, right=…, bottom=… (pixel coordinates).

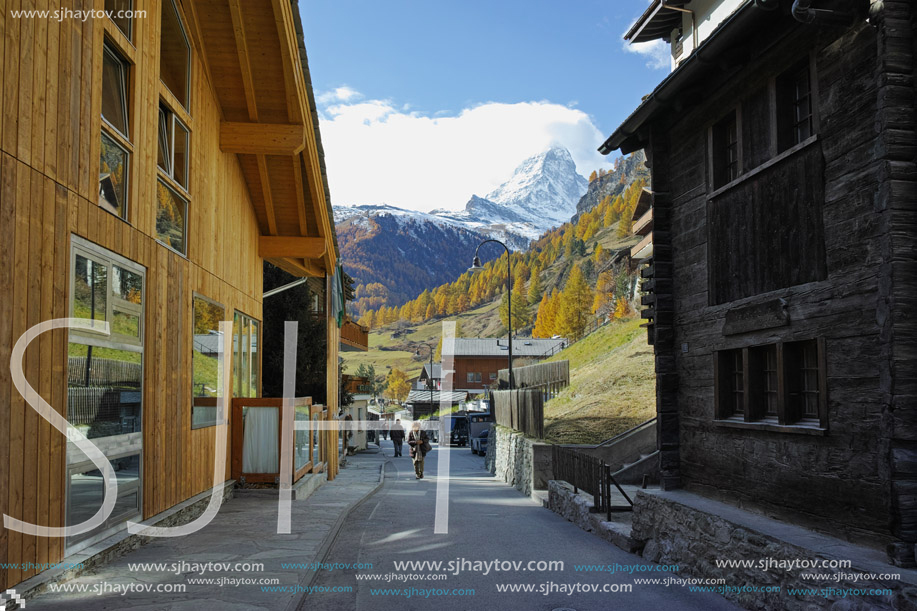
left=485, top=425, right=552, bottom=496
left=632, top=490, right=917, bottom=611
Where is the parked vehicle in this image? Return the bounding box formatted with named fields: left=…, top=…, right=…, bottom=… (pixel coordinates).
left=467, top=412, right=494, bottom=440
left=449, top=416, right=469, bottom=447
left=471, top=429, right=489, bottom=455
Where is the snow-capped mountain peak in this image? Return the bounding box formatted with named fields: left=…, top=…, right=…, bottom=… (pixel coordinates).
left=473, top=146, right=587, bottom=231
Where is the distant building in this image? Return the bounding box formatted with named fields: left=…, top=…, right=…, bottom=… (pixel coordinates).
left=417, top=363, right=443, bottom=390
left=405, top=390, right=469, bottom=420
left=451, top=338, right=566, bottom=393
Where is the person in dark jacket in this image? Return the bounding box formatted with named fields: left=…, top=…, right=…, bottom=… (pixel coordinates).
left=408, top=421, right=430, bottom=479
left=389, top=419, right=405, bottom=457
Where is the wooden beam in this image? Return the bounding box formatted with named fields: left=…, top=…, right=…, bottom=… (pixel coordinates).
left=257, top=155, right=277, bottom=235
left=259, top=236, right=325, bottom=259
left=270, top=0, right=305, bottom=125
left=228, top=0, right=258, bottom=121
left=221, top=122, right=305, bottom=155
left=268, top=256, right=323, bottom=278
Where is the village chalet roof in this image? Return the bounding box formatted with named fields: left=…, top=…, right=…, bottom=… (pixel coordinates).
left=406, top=390, right=469, bottom=405
left=451, top=338, right=566, bottom=358
left=421, top=363, right=443, bottom=379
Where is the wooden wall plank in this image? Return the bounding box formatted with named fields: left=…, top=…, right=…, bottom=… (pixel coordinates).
left=43, top=5, right=60, bottom=181
left=30, top=0, right=48, bottom=173
left=36, top=177, right=55, bottom=569
left=2, top=0, right=21, bottom=157
left=0, top=153, right=17, bottom=591
left=21, top=168, right=44, bottom=580
left=16, top=0, right=34, bottom=165
left=49, top=182, right=69, bottom=568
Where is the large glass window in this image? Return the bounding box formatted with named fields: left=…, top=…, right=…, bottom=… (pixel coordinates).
left=100, top=43, right=131, bottom=220
left=192, top=296, right=226, bottom=428
left=233, top=311, right=261, bottom=398
left=160, top=0, right=190, bottom=109
left=67, top=237, right=144, bottom=550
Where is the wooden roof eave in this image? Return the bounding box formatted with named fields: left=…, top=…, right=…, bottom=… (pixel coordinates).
left=197, top=0, right=337, bottom=278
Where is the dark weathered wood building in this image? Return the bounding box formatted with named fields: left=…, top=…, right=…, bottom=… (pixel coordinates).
left=602, top=0, right=917, bottom=561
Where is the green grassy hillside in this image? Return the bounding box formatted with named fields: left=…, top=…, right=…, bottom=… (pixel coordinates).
left=543, top=318, right=655, bottom=444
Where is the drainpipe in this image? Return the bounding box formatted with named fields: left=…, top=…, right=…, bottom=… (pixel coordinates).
left=791, top=0, right=858, bottom=25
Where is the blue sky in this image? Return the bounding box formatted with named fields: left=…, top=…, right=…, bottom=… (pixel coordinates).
left=299, top=0, right=669, bottom=212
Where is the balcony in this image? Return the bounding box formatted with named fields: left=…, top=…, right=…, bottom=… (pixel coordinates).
left=630, top=231, right=654, bottom=262
left=340, top=319, right=369, bottom=352
left=632, top=207, right=654, bottom=236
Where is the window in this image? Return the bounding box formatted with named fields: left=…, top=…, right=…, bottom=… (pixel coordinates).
left=711, top=110, right=739, bottom=189
left=715, top=339, right=826, bottom=428
left=160, top=0, right=190, bottom=109
left=99, top=43, right=131, bottom=219
left=67, top=237, right=145, bottom=549
left=157, top=104, right=189, bottom=189
left=466, top=372, right=482, bottom=383
left=489, top=372, right=497, bottom=380
left=777, top=60, right=814, bottom=152
left=105, top=0, right=132, bottom=41
left=233, top=311, right=261, bottom=398
left=192, top=296, right=226, bottom=428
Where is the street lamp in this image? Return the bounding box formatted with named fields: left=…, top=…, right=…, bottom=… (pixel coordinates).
left=469, top=239, right=513, bottom=390
left=415, top=343, right=435, bottom=418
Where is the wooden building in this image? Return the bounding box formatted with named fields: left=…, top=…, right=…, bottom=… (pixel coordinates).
left=0, top=0, right=344, bottom=590
left=452, top=338, right=566, bottom=393
left=602, top=0, right=917, bottom=561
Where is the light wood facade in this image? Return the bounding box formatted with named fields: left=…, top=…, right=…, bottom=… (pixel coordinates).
left=0, top=0, right=339, bottom=590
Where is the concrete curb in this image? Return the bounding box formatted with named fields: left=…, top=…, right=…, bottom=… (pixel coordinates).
left=288, top=458, right=389, bottom=611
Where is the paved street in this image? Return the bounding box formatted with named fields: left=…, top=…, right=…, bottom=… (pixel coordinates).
left=302, top=440, right=739, bottom=611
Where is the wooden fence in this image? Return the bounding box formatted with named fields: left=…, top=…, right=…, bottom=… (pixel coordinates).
left=492, top=389, right=544, bottom=439
left=68, top=356, right=142, bottom=387
left=497, top=360, right=569, bottom=401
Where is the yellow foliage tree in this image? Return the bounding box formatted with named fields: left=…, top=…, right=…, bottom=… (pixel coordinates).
left=383, top=368, right=410, bottom=403
left=557, top=264, right=593, bottom=341
left=613, top=296, right=634, bottom=320
left=592, top=270, right=616, bottom=316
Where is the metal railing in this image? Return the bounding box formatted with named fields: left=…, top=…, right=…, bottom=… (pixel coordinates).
left=552, top=445, right=634, bottom=520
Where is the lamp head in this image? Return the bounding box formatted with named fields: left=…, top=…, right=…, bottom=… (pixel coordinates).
left=468, top=256, right=483, bottom=273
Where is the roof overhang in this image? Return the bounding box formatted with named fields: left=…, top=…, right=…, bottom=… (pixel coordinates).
left=624, top=0, right=688, bottom=44
left=601, top=1, right=783, bottom=156
left=191, top=0, right=337, bottom=278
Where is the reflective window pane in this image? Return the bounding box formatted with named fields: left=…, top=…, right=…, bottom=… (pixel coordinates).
left=73, top=255, right=108, bottom=327
left=105, top=0, right=132, bottom=40
left=112, top=310, right=140, bottom=338
left=249, top=320, right=260, bottom=396
left=173, top=119, right=189, bottom=188
left=157, top=107, right=169, bottom=173
left=294, top=407, right=309, bottom=471
left=160, top=0, right=190, bottom=109
left=99, top=133, right=128, bottom=219
left=101, top=47, right=128, bottom=137
left=68, top=454, right=141, bottom=528
left=113, top=265, right=143, bottom=304
left=192, top=297, right=225, bottom=428
left=67, top=344, right=142, bottom=439
left=156, top=179, right=187, bottom=253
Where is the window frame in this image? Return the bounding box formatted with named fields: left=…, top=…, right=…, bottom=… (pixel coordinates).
left=66, top=236, right=145, bottom=553
left=192, top=294, right=227, bottom=430
left=99, top=40, right=134, bottom=221
left=714, top=338, right=827, bottom=432
left=709, top=107, right=741, bottom=190
left=159, top=0, right=192, bottom=112
left=776, top=56, right=818, bottom=154
left=232, top=310, right=262, bottom=399
left=104, top=0, right=133, bottom=42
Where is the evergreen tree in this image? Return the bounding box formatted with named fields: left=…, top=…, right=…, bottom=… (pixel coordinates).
left=527, top=272, right=543, bottom=305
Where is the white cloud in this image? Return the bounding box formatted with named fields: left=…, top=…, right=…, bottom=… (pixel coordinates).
left=622, top=39, right=671, bottom=71
left=317, top=94, right=612, bottom=213
left=316, top=85, right=363, bottom=106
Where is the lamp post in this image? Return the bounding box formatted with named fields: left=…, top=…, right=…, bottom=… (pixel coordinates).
left=415, top=343, right=435, bottom=418
left=469, top=239, right=513, bottom=390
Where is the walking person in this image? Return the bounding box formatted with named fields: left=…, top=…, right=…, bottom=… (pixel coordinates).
left=389, top=419, right=405, bottom=457
left=408, top=421, right=430, bottom=479
left=380, top=419, right=389, bottom=441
